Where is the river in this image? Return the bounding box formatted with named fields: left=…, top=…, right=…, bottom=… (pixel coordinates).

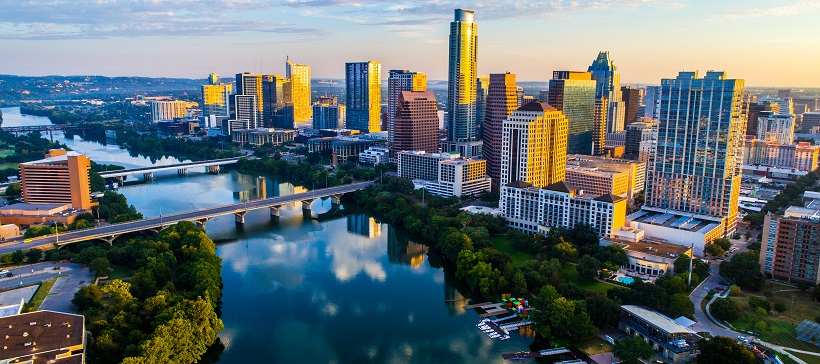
left=1, top=107, right=538, bottom=363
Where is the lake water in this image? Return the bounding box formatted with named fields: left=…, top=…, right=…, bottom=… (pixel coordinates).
left=0, top=107, right=541, bottom=363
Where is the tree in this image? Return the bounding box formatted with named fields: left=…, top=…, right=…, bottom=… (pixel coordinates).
left=72, top=284, right=103, bottom=311
left=5, top=183, right=21, bottom=198
left=576, top=256, right=601, bottom=280
left=89, top=257, right=111, bottom=278
left=11, top=250, right=24, bottom=264
left=439, top=231, right=473, bottom=263
left=711, top=298, right=740, bottom=321
left=713, top=238, right=732, bottom=251
left=720, top=252, right=765, bottom=291
left=613, top=336, right=654, bottom=364
left=25, top=248, right=43, bottom=263
left=585, top=294, right=621, bottom=328
left=511, top=270, right=527, bottom=296
left=668, top=293, right=695, bottom=318
left=698, top=336, right=757, bottom=364
left=705, top=243, right=725, bottom=257
left=774, top=302, right=787, bottom=313
left=551, top=238, right=578, bottom=262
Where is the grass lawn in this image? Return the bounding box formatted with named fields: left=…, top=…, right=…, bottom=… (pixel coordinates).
left=577, top=336, right=614, bottom=356
left=786, top=350, right=820, bottom=364
left=560, top=263, right=619, bottom=293
left=23, top=277, right=59, bottom=313
left=726, top=294, right=820, bottom=355
left=107, top=265, right=134, bottom=280
left=0, top=163, right=18, bottom=170
left=491, top=235, right=534, bottom=268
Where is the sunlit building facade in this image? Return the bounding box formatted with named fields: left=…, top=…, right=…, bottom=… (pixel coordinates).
left=388, top=70, right=427, bottom=152
left=345, top=61, right=382, bottom=133
left=286, top=58, right=312, bottom=124
left=588, top=51, right=625, bottom=133
left=482, top=73, right=518, bottom=185
left=201, top=73, right=232, bottom=117
left=500, top=101, right=568, bottom=187
left=548, top=71, right=596, bottom=155
left=444, top=8, right=481, bottom=158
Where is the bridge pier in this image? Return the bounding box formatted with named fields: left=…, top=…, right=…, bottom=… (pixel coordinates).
left=330, top=194, right=342, bottom=205
left=99, top=234, right=119, bottom=246
left=143, top=173, right=153, bottom=181
left=235, top=211, right=247, bottom=224
left=301, top=199, right=314, bottom=211
left=195, top=217, right=211, bottom=231
left=207, top=165, right=220, bottom=174
left=178, top=169, right=188, bottom=176
left=270, top=205, right=282, bottom=217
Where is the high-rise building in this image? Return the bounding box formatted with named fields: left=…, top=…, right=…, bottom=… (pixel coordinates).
left=621, top=86, right=641, bottom=124
left=625, top=120, right=656, bottom=160
left=20, top=149, right=92, bottom=210
left=757, top=111, right=795, bottom=144
left=262, top=74, right=293, bottom=129
left=393, top=91, right=440, bottom=156
left=593, top=98, right=608, bottom=155
left=482, top=73, right=518, bottom=184
left=793, top=97, right=819, bottom=113
left=747, top=100, right=780, bottom=136
left=150, top=100, right=188, bottom=122
left=235, top=73, right=265, bottom=124
left=588, top=51, right=625, bottom=133
left=800, top=112, right=820, bottom=133
left=761, top=203, right=820, bottom=285
left=345, top=61, right=382, bottom=133
left=548, top=71, right=596, bottom=155
left=286, top=58, right=312, bottom=124
left=312, top=96, right=345, bottom=130
left=388, top=70, right=427, bottom=150
left=475, top=75, right=490, bottom=138
left=445, top=9, right=481, bottom=158
left=233, top=94, right=259, bottom=130
left=632, top=71, right=746, bottom=254
left=202, top=73, right=232, bottom=117
left=500, top=101, right=568, bottom=187
left=643, top=86, right=661, bottom=119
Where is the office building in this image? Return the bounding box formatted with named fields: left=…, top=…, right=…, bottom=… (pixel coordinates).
left=359, top=147, right=390, bottom=165
left=593, top=98, right=608, bottom=155
left=201, top=73, right=232, bottom=117
left=500, top=101, right=568, bottom=187
left=625, top=120, right=656, bottom=160
left=312, top=96, right=345, bottom=130
left=231, top=128, right=296, bottom=147
left=262, top=74, right=293, bottom=129
left=757, top=111, right=795, bottom=144
left=235, top=73, right=265, bottom=124
left=393, top=91, right=440, bottom=156
left=588, top=51, right=625, bottom=133
left=747, top=100, right=780, bottom=136
left=778, top=89, right=792, bottom=99
left=801, top=112, right=820, bottom=133
left=445, top=9, right=482, bottom=158
left=621, top=86, right=641, bottom=124
left=346, top=61, right=382, bottom=133
left=388, top=71, right=427, bottom=149
left=761, top=203, right=820, bottom=285
left=397, top=151, right=490, bottom=198
left=630, top=71, right=746, bottom=254
left=500, top=180, right=627, bottom=238
left=548, top=71, right=596, bottom=155
left=482, top=73, right=518, bottom=184
left=743, top=140, right=820, bottom=172
left=308, top=137, right=377, bottom=165
left=565, top=165, right=630, bottom=199
left=793, top=97, right=819, bottom=113
left=286, top=58, right=312, bottom=124
left=475, top=75, right=490, bottom=137
left=644, top=85, right=661, bottom=119
left=20, top=149, right=92, bottom=210
left=618, top=305, right=700, bottom=363
left=0, top=310, right=85, bottom=364
left=232, top=94, right=259, bottom=130
left=150, top=100, right=188, bottom=122
left=567, top=154, right=646, bottom=201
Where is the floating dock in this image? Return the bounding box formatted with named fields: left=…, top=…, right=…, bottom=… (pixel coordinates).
left=501, top=347, right=572, bottom=360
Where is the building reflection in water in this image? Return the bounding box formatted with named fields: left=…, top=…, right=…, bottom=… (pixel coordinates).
left=386, top=226, right=428, bottom=268
left=233, top=176, right=308, bottom=202
left=346, top=214, right=382, bottom=238
left=444, top=278, right=468, bottom=316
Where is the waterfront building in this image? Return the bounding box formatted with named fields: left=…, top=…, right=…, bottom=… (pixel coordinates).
left=392, top=91, right=439, bottom=157
left=308, top=137, right=377, bottom=164
left=500, top=180, right=626, bottom=238
left=313, top=96, right=345, bottom=130
left=760, top=204, right=820, bottom=285
left=262, top=74, right=293, bottom=129
left=757, top=111, right=795, bottom=144
left=201, top=73, right=232, bottom=117
left=618, top=305, right=700, bottom=363
left=588, top=52, right=625, bottom=133
left=397, top=151, right=490, bottom=198
left=388, top=70, right=427, bottom=151
left=286, top=58, right=312, bottom=124
left=0, top=310, right=85, bottom=364
left=230, top=128, right=296, bottom=147
left=547, top=71, right=596, bottom=155
left=444, top=9, right=482, bottom=158
left=500, top=101, right=568, bottom=187
left=150, top=100, right=188, bottom=122
left=20, top=149, right=92, bottom=210
left=630, top=71, right=746, bottom=253
left=621, top=86, right=641, bottom=124
left=482, top=73, right=518, bottom=184
left=346, top=61, right=382, bottom=133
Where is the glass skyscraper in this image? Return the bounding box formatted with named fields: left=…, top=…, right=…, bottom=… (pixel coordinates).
left=345, top=61, right=382, bottom=133
left=445, top=8, right=482, bottom=158
left=286, top=58, right=312, bottom=125
left=548, top=71, right=596, bottom=155
left=588, top=52, right=625, bottom=133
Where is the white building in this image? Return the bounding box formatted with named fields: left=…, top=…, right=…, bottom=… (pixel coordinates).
left=398, top=151, right=490, bottom=198
left=757, top=111, right=795, bottom=145
left=150, top=100, right=189, bottom=122
left=359, top=147, right=390, bottom=165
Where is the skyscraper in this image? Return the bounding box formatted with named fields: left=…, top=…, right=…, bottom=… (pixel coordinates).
left=643, top=71, right=746, bottom=237
left=621, top=86, right=641, bottom=124
left=262, top=74, right=293, bottom=129
left=388, top=70, right=427, bottom=150
left=286, top=58, right=312, bottom=124
left=548, top=71, right=597, bottom=155
left=313, top=96, right=345, bottom=130
left=644, top=85, right=661, bottom=119
left=500, top=101, right=568, bottom=187
left=588, top=52, right=625, bottom=133
left=747, top=99, right=780, bottom=136
left=482, top=73, right=518, bottom=184
left=475, top=75, right=490, bottom=138
left=393, top=91, right=439, bottom=156
left=345, top=61, right=382, bottom=133
left=445, top=9, right=481, bottom=158
left=593, top=97, right=608, bottom=155
left=757, top=111, right=795, bottom=144
left=235, top=73, right=264, bottom=125
left=201, top=79, right=232, bottom=117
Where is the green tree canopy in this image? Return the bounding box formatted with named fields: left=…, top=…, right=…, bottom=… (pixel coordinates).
left=613, top=336, right=654, bottom=364
left=698, top=336, right=757, bottom=364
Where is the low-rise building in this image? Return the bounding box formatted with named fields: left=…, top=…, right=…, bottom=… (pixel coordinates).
left=231, top=128, right=296, bottom=147
left=618, top=305, right=700, bottom=363
left=308, top=137, right=378, bottom=165
left=501, top=181, right=627, bottom=238
left=743, top=140, right=820, bottom=173
left=0, top=203, right=84, bottom=227
left=626, top=209, right=724, bottom=256
left=398, top=151, right=491, bottom=198
left=359, top=147, right=390, bottom=166
left=601, top=232, right=692, bottom=277
left=566, top=154, right=646, bottom=201
left=0, top=310, right=86, bottom=364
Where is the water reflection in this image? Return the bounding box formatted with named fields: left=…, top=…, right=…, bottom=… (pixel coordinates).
left=346, top=214, right=381, bottom=238
left=387, top=226, right=428, bottom=269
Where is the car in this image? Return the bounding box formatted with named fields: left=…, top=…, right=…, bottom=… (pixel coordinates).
left=0, top=270, right=7, bottom=275
left=714, top=286, right=725, bottom=291
left=6, top=272, right=12, bottom=277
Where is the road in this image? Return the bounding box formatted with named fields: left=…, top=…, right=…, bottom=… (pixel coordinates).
left=0, top=182, right=373, bottom=255
left=40, top=264, right=93, bottom=313
left=98, top=156, right=242, bottom=178
left=0, top=262, right=79, bottom=290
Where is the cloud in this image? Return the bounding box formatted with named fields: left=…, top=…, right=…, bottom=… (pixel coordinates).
left=720, top=1, right=820, bottom=20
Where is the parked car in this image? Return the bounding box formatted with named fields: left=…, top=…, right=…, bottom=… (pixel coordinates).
left=6, top=272, right=12, bottom=277
left=714, top=286, right=725, bottom=291
left=0, top=270, right=7, bottom=275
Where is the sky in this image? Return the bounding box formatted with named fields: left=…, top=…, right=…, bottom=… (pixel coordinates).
left=1, top=0, right=820, bottom=87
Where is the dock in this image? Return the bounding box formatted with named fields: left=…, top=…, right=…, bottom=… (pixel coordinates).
left=477, top=319, right=511, bottom=340
left=501, top=347, right=572, bottom=360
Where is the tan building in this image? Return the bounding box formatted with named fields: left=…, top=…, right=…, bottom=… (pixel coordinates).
left=567, top=154, right=646, bottom=201
left=601, top=233, right=692, bottom=277
left=398, top=151, right=490, bottom=198
left=500, top=101, right=568, bottom=187
left=231, top=128, right=296, bottom=147
left=481, top=73, right=518, bottom=185
left=20, top=150, right=92, bottom=210
left=565, top=165, right=630, bottom=199
left=761, top=204, right=820, bottom=285
left=0, top=310, right=85, bottom=364
left=0, top=203, right=82, bottom=227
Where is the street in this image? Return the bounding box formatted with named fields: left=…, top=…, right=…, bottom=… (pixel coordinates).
left=0, top=262, right=91, bottom=313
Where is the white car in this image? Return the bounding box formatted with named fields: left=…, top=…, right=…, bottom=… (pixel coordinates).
left=0, top=270, right=8, bottom=275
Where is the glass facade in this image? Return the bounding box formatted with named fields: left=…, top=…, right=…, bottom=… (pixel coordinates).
left=447, top=9, right=479, bottom=148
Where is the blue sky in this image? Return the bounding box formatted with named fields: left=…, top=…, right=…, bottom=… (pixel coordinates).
left=2, top=0, right=819, bottom=86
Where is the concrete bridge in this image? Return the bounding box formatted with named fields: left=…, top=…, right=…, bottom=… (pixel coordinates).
left=99, top=157, right=243, bottom=181
left=0, top=182, right=373, bottom=253
left=0, top=125, right=81, bottom=133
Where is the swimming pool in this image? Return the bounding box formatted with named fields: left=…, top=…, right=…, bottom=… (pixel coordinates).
left=618, top=277, right=635, bottom=285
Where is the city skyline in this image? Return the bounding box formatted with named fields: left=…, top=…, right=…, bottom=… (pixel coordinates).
left=2, top=1, right=820, bottom=87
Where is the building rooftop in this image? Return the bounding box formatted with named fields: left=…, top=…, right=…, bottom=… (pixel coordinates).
left=621, top=305, right=696, bottom=335
left=505, top=180, right=533, bottom=188
left=628, top=209, right=720, bottom=234
left=604, top=237, right=691, bottom=258
left=543, top=181, right=578, bottom=194
left=594, top=194, right=625, bottom=203
left=20, top=151, right=84, bottom=166
left=0, top=203, right=70, bottom=212
left=517, top=101, right=556, bottom=112
left=0, top=310, right=84, bottom=363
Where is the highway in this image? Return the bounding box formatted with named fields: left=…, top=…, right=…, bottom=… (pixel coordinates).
left=98, top=157, right=243, bottom=178
left=0, top=182, right=373, bottom=254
